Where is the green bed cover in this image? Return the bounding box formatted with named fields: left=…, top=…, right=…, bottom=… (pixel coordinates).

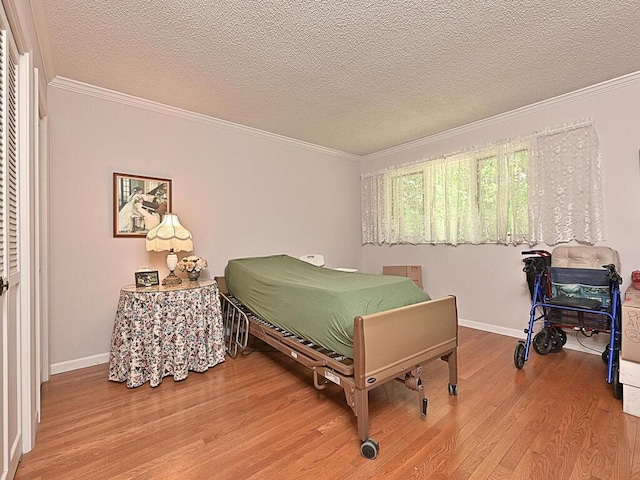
left=225, top=254, right=430, bottom=358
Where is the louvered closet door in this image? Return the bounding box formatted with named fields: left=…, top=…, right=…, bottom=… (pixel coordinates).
left=0, top=23, right=21, bottom=480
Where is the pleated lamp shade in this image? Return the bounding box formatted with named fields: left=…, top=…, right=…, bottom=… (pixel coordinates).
left=145, top=213, right=193, bottom=285
left=145, top=213, right=193, bottom=253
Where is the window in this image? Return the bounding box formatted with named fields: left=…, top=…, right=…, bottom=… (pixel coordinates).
left=362, top=122, right=603, bottom=246
left=390, top=171, right=424, bottom=240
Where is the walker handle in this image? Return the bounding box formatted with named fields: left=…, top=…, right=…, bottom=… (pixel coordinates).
left=521, top=250, right=552, bottom=256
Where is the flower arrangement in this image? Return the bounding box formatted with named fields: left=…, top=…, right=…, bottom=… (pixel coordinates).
left=177, top=255, right=208, bottom=273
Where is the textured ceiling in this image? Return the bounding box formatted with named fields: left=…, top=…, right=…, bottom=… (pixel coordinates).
left=42, top=0, right=640, bottom=156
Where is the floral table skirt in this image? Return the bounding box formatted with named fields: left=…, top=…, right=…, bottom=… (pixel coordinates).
left=109, top=279, right=225, bottom=388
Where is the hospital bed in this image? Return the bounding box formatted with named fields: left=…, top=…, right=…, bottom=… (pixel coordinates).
left=215, top=254, right=458, bottom=459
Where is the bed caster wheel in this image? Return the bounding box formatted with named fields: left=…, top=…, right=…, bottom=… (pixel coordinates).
left=533, top=329, right=552, bottom=355
left=361, top=438, right=379, bottom=460
left=448, top=383, right=458, bottom=396
left=514, top=341, right=526, bottom=369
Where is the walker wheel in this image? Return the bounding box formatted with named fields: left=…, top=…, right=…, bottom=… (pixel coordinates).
left=613, top=363, right=623, bottom=400
left=514, top=341, right=526, bottom=369
left=448, top=383, right=458, bottom=396
left=549, top=327, right=564, bottom=353
left=361, top=438, right=379, bottom=460
left=557, top=329, right=567, bottom=346
left=533, top=329, right=552, bottom=355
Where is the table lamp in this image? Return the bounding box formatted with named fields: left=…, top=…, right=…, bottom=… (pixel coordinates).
left=145, top=213, right=193, bottom=285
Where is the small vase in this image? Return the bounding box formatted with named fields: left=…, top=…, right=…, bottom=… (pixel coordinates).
left=187, top=270, right=200, bottom=282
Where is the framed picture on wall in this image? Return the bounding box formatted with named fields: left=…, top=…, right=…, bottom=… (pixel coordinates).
left=134, top=270, right=160, bottom=288
left=113, top=173, right=172, bottom=237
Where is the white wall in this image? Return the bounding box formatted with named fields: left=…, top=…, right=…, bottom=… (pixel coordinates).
left=48, top=72, right=640, bottom=370
left=48, top=82, right=362, bottom=370
left=360, top=73, right=640, bottom=347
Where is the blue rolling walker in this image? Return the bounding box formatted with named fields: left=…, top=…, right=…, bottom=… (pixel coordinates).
left=513, top=249, right=623, bottom=399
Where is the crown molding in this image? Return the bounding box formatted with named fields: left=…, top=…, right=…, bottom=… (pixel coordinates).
left=29, top=0, right=56, bottom=84
left=49, top=69, right=640, bottom=163
left=363, top=70, right=640, bottom=161
left=49, top=76, right=360, bottom=162
left=2, top=0, right=27, bottom=53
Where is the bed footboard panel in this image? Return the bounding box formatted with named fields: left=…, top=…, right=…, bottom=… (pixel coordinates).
left=353, top=295, right=458, bottom=390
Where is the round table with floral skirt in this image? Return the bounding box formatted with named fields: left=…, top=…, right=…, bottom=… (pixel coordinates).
left=109, top=279, right=225, bottom=387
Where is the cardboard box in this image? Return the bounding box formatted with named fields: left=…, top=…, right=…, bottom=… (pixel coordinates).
left=382, top=265, right=423, bottom=289
left=621, top=359, right=640, bottom=417
left=625, top=284, right=640, bottom=303
left=620, top=358, right=640, bottom=387
left=623, top=384, right=640, bottom=417
left=622, top=286, right=640, bottom=363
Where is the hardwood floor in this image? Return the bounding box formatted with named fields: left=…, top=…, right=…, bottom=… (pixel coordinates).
left=15, top=327, right=640, bottom=479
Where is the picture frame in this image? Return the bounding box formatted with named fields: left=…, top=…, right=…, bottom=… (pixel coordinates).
left=113, top=173, right=172, bottom=237
left=135, top=270, right=160, bottom=288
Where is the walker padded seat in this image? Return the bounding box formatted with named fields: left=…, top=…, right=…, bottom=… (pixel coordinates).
left=551, top=245, right=621, bottom=272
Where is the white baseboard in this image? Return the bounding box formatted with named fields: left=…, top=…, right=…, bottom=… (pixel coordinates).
left=459, top=318, right=524, bottom=339
left=458, top=317, right=609, bottom=356
left=50, top=352, right=109, bottom=375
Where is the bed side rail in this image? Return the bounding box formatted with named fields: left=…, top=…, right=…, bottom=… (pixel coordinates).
left=216, top=286, right=250, bottom=358
left=215, top=276, right=248, bottom=357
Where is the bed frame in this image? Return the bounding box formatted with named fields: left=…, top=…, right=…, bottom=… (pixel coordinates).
left=215, top=276, right=458, bottom=459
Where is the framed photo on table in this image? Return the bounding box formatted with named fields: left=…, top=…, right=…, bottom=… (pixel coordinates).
left=113, top=173, right=172, bottom=237
left=134, top=270, right=160, bottom=288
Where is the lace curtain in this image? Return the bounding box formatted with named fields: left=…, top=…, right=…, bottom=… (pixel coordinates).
left=362, top=122, right=603, bottom=246
left=528, top=125, right=603, bottom=245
